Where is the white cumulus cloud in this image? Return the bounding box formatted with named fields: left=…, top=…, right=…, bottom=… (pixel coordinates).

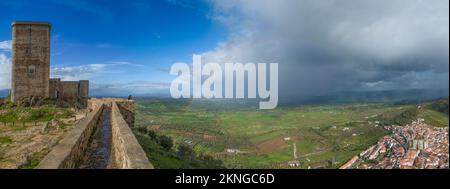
left=0, top=53, right=12, bottom=90
left=0, top=40, right=12, bottom=52
left=51, top=64, right=108, bottom=81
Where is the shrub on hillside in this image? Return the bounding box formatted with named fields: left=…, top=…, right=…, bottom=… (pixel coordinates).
left=147, top=130, right=157, bottom=140
left=159, top=135, right=173, bottom=150
left=177, top=143, right=196, bottom=160
left=137, top=127, right=148, bottom=134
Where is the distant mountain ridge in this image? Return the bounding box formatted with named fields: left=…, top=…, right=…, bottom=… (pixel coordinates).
left=279, top=89, right=449, bottom=106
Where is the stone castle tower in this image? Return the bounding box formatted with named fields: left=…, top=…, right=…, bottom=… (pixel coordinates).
left=11, top=22, right=51, bottom=102
left=11, top=21, right=89, bottom=104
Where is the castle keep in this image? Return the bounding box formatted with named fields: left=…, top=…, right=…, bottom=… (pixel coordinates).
left=11, top=21, right=89, bottom=104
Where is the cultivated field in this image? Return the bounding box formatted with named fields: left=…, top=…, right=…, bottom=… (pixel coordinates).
left=135, top=98, right=448, bottom=169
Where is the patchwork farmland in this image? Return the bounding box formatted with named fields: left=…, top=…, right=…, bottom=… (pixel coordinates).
left=134, top=98, right=448, bottom=169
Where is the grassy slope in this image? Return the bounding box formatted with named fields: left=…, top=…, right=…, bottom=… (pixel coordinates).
left=419, top=108, right=448, bottom=127
left=428, top=98, right=449, bottom=115
left=1, top=96, right=75, bottom=169
left=375, top=98, right=449, bottom=127
left=0, top=107, right=72, bottom=122
left=422, top=98, right=449, bottom=127
left=0, top=96, right=73, bottom=123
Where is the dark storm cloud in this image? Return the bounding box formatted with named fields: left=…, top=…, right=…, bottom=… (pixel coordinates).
left=203, top=0, right=449, bottom=97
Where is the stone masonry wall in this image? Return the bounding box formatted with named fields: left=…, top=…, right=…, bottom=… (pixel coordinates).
left=78, top=80, right=89, bottom=98
left=49, top=80, right=89, bottom=102
left=87, top=98, right=104, bottom=111
left=111, top=102, right=152, bottom=169
left=49, top=78, right=60, bottom=98
left=11, top=22, right=51, bottom=102
left=116, top=101, right=135, bottom=127
left=11, top=21, right=89, bottom=104
left=58, top=81, right=80, bottom=101
left=35, top=104, right=104, bottom=169
left=36, top=98, right=151, bottom=169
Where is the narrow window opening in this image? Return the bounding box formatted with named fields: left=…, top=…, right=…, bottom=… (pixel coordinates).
left=28, top=65, right=36, bottom=77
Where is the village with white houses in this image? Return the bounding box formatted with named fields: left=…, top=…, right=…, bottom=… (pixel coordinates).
left=340, top=119, right=449, bottom=169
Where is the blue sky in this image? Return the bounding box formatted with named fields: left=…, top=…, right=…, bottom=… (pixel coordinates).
left=0, top=0, right=228, bottom=96
left=1, top=0, right=448, bottom=98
